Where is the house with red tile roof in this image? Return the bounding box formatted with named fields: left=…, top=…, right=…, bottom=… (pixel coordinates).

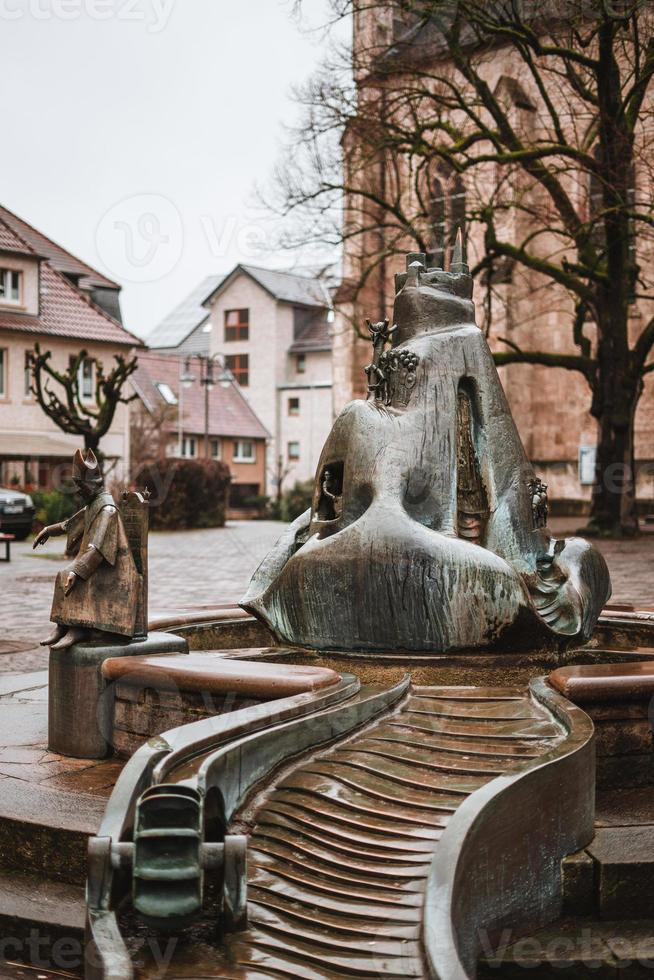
left=0, top=205, right=141, bottom=490
left=130, top=350, right=270, bottom=517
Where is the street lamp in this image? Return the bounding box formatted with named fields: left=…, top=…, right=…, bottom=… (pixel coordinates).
left=182, top=354, right=233, bottom=459
left=178, top=362, right=196, bottom=458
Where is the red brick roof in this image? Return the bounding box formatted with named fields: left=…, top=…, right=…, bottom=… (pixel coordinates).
left=0, top=259, right=142, bottom=347
left=0, top=220, right=34, bottom=257
left=132, top=350, right=269, bottom=440
left=0, top=211, right=141, bottom=348
left=0, top=204, right=118, bottom=290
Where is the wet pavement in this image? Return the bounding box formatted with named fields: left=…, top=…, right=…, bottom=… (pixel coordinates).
left=0, top=520, right=287, bottom=674
left=0, top=670, right=122, bottom=799
left=0, top=519, right=653, bottom=675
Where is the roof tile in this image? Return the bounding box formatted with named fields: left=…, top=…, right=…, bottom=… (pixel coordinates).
left=0, top=258, right=141, bottom=347
left=131, top=350, right=269, bottom=441
left=0, top=204, right=119, bottom=290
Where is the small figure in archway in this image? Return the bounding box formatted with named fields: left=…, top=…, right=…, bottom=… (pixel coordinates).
left=318, top=466, right=343, bottom=522
left=34, top=449, right=140, bottom=650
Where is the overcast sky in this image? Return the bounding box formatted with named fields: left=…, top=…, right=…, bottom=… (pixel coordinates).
left=2, top=0, right=340, bottom=339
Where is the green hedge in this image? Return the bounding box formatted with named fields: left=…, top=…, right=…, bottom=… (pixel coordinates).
left=32, top=487, right=79, bottom=527
left=135, top=458, right=231, bottom=530
left=278, top=480, right=314, bottom=523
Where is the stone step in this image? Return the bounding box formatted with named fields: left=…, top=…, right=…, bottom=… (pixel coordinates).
left=479, top=917, right=654, bottom=978
left=562, top=826, right=654, bottom=922
left=0, top=869, right=85, bottom=974
left=587, top=826, right=654, bottom=920
left=0, top=777, right=101, bottom=885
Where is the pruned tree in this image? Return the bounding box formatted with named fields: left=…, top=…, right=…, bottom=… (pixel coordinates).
left=29, top=344, right=139, bottom=467
left=273, top=0, right=654, bottom=535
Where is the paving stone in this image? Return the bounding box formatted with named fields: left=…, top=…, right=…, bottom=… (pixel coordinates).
left=588, top=826, right=654, bottom=920
left=562, top=849, right=596, bottom=917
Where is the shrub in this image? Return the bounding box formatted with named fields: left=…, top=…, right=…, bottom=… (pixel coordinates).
left=32, top=487, right=79, bottom=527
left=134, top=457, right=231, bottom=530
left=279, top=480, right=314, bottom=523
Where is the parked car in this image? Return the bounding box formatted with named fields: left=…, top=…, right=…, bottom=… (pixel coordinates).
left=0, top=487, right=36, bottom=540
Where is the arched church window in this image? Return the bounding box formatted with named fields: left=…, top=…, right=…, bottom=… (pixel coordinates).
left=424, top=162, right=467, bottom=268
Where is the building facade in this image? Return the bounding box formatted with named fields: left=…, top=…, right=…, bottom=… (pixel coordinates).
left=332, top=4, right=654, bottom=513
left=149, top=265, right=335, bottom=497
left=130, top=350, right=269, bottom=518
left=0, top=205, right=139, bottom=489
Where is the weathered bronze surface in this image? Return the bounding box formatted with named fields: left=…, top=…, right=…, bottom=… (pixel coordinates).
left=102, top=653, right=341, bottom=757
left=550, top=660, right=654, bottom=701
left=102, top=651, right=339, bottom=695
left=219, top=682, right=566, bottom=978
left=242, top=247, right=611, bottom=653
left=85, top=673, right=409, bottom=976
left=424, top=677, right=595, bottom=979
left=35, top=449, right=145, bottom=649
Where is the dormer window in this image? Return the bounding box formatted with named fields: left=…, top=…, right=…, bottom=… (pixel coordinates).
left=0, top=269, right=22, bottom=306
left=155, top=382, right=178, bottom=405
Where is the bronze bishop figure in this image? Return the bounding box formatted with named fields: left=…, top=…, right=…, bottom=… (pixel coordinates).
left=34, top=449, right=141, bottom=650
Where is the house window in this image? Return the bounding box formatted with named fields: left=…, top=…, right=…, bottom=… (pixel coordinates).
left=79, top=357, right=94, bottom=400
left=288, top=397, right=300, bottom=416
left=288, top=441, right=300, bottom=461
left=24, top=351, right=32, bottom=397
left=0, top=349, right=6, bottom=397
left=182, top=436, right=197, bottom=458
left=210, top=438, right=221, bottom=459
left=155, top=382, right=178, bottom=405
left=0, top=269, right=22, bottom=305
left=296, top=355, right=306, bottom=374
left=225, top=354, right=249, bottom=387
left=224, top=309, right=249, bottom=342
left=233, top=439, right=255, bottom=463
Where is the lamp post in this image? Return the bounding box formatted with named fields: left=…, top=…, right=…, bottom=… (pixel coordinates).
left=178, top=361, right=195, bottom=458
left=181, top=354, right=233, bottom=458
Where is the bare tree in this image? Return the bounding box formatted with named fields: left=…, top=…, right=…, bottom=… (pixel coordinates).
left=129, top=400, right=177, bottom=475
left=29, top=344, right=139, bottom=466
left=273, top=0, right=654, bottom=535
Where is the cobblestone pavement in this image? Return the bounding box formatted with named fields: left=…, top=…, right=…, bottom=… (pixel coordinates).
left=0, top=519, right=652, bottom=674
left=0, top=521, right=287, bottom=674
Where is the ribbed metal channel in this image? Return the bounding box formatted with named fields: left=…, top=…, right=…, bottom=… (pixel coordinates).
left=221, top=685, right=564, bottom=979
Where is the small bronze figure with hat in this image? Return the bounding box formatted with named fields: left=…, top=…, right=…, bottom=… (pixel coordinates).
left=33, top=448, right=141, bottom=650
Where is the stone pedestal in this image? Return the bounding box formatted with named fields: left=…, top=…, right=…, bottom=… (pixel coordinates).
left=48, top=632, right=188, bottom=759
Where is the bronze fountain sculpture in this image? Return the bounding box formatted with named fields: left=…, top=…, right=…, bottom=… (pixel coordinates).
left=243, top=234, right=611, bottom=653
left=31, top=244, right=652, bottom=980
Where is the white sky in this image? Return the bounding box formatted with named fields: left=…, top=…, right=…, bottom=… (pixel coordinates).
left=2, top=0, right=340, bottom=339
